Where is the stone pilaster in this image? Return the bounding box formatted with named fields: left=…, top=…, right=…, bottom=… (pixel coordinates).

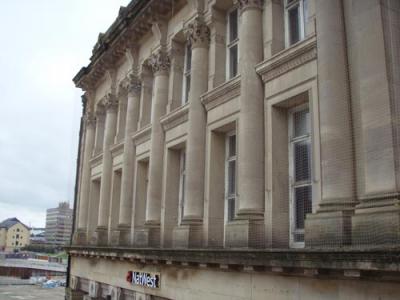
left=343, top=0, right=400, bottom=246
left=143, top=50, right=170, bottom=247
left=117, top=75, right=141, bottom=246
left=305, top=0, right=356, bottom=248
left=95, top=93, right=118, bottom=245
left=93, top=107, right=105, bottom=155
left=227, top=0, right=265, bottom=248
left=75, top=111, right=96, bottom=245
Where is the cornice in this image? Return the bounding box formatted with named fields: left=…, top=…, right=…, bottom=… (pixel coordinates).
left=201, top=75, right=241, bottom=111
left=90, top=152, right=103, bottom=167
left=66, top=246, right=400, bottom=282
left=110, top=141, right=125, bottom=157
left=73, top=0, right=183, bottom=91
left=256, top=35, right=317, bottom=83
left=132, top=124, right=152, bottom=145
left=160, top=103, right=189, bottom=132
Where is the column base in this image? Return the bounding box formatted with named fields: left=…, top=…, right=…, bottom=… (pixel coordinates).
left=65, top=288, right=84, bottom=300
left=72, top=229, right=87, bottom=245
left=133, top=225, right=160, bottom=247
left=94, top=227, right=108, bottom=246
left=114, top=225, right=131, bottom=246
left=352, top=198, right=400, bottom=246
left=172, top=223, right=203, bottom=248
left=305, top=210, right=353, bottom=248
left=225, top=219, right=265, bottom=248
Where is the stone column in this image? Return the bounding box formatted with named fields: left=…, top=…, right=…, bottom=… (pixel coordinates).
left=227, top=0, right=264, bottom=248
left=117, top=75, right=141, bottom=245
left=93, top=108, right=105, bottom=156
left=182, top=18, right=210, bottom=221
left=172, top=18, right=210, bottom=248
left=75, top=111, right=96, bottom=244
left=143, top=50, right=170, bottom=246
left=95, top=93, right=118, bottom=245
left=138, top=68, right=153, bottom=129
left=343, top=0, right=400, bottom=246
left=305, top=0, right=356, bottom=247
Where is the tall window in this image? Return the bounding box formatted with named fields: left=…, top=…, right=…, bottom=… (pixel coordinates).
left=227, top=8, right=239, bottom=79
left=182, top=44, right=192, bottom=104
left=285, top=0, right=307, bottom=46
left=289, top=105, right=312, bottom=247
left=178, top=150, right=186, bottom=224
left=225, top=133, right=237, bottom=222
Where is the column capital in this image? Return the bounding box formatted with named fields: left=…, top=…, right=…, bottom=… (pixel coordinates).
left=104, top=93, right=118, bottom=112
left=238, top=0, right=263, bottom=13
left=128, top=73, right=142, bottom=96
left=148, top=50, right=170, bottom=76
left=185, top=17, right=210, bottom=49
left=84, top=111, right=96, bottom=128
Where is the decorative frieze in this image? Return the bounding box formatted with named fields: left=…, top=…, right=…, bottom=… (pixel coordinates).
left=148, top=50, right=170, bottom=75
left=185, top=18, right=211, bottom=49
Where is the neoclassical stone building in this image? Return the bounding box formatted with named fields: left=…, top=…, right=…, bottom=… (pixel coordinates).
left=67, top=0, right=400, bottom=299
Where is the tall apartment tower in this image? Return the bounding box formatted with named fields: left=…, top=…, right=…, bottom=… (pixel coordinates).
left=45, top=202, right=73, bottom=245
left=67, top=0, right=400, bottom=299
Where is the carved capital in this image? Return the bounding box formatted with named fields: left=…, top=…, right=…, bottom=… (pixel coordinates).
left=148, top=50, right=170, bottom=76
left=104, top=93, right=118, bottom=112
left=238, top=0, right=263, bottom=13
left=84, top=111, right=96, bottom=128
left=128, top=73, right=142, bottom=96
left=185, top=18, right=210, bottom=49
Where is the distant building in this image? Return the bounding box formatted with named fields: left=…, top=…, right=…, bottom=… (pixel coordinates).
left=0, top=218, right=30, bottom=252
left=45, top=202, right=73, bottom=245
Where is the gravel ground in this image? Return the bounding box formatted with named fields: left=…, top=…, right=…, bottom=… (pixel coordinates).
left=0, top=285, right=65, bottom=300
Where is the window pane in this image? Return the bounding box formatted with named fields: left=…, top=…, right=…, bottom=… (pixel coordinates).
left=293, top=109, right=309, bottom=137
left=289, top=6, right=300, bottom=45
left=185, top=75, right=191, bottom=103
left=294, top=185, right=312, bottom=230
left=229, top=45, right=238, bottom=78
left=229, top=9, right=238, bottom=42
left=294, top=140, right=311, bottom=182
left=228, top=160, right=236, bottom=195
left=228, top=134, right=236, bottom=157
left=186, top=45, right=192, bottom=71
left=228, top=198, right=235, bottom=221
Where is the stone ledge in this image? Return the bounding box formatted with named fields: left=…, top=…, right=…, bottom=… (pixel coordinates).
left=66, top=246, right=400, bottom=281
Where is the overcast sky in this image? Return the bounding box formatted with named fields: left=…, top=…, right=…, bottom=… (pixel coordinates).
left=0, top=0, right=130, bottom=228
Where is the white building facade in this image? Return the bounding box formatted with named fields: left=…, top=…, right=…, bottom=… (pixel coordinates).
left=67, top=0, right=400, bottom=299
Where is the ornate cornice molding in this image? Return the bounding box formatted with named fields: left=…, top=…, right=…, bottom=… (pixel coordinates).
left=132, top=124, right=152, bottom=146
left=201, top=76, right=241, bottom=111
left=160, top=104, right=189, bottom=132
left=238, top=0, right=263, bottom=13
left=148, top=50, right=170, bottom=76
left=185, top=17, right=210, bottom=49
left=256, top=35, right=317, bottom=83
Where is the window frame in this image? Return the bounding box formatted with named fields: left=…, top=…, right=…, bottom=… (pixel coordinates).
left=288, top=103, right=312, bottom=248
left=284, top=0, right=307, bottom=47
left=178, top=150, right=186, bottom=225
left=181, top=43, right=192, bottom=105
left=225, top=131, right=237, bottom=224
left=226, top=7, right=239, bottom=80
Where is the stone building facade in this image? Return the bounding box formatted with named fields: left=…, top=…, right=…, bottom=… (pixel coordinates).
left=67, top=0, right=400, bottom=299
left=0, top=218, right=30, bottom=252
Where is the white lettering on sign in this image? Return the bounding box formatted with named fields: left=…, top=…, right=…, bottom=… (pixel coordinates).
left=126, top=271, right=160, bottom=289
